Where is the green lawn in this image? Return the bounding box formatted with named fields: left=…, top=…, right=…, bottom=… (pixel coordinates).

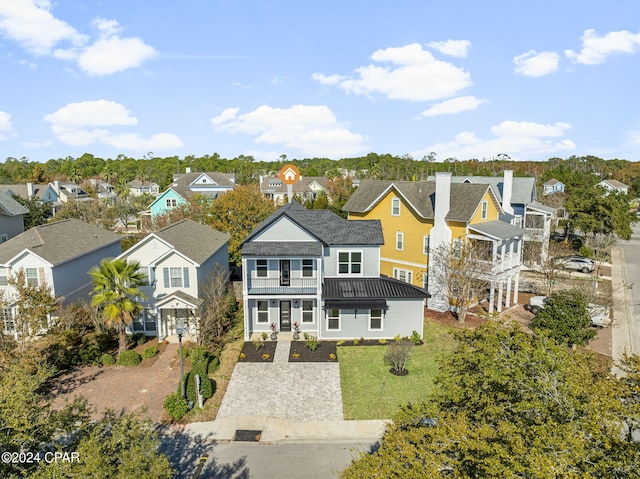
left=339, top=319, right=457, bottom=420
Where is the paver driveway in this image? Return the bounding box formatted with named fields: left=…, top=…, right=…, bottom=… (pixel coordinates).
left=217, top=341, right=344, bottom=421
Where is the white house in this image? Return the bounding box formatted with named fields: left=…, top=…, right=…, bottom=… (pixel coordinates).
left=259, top=175, right=328, bottom=203
left=0, top=219, right=122, bottom=337
left=127, top=179, right=160, bottom=197
left=118, top=219, right=230, bottom=342
left=597, top=179, right=629, bottom=195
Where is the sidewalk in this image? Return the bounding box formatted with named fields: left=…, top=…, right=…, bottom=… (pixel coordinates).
left=611, top=246, right=637, bottom=363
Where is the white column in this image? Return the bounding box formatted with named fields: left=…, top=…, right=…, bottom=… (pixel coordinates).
left=489, top=283, right=495, bottom=313
left=513, top=272, right=520, bottom=305
left=505, top=275, right=512, bottom=308
left=497, top=280, right=504, bottom=313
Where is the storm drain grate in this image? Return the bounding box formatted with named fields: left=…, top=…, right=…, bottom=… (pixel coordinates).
left=234, top=429, right=262, bottom=442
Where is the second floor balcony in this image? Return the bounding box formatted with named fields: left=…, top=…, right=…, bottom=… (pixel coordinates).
left=246, top=277, right=320, bottom=295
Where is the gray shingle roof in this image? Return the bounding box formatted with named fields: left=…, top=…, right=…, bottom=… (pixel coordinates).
left=323, top=277, right=429, bottom=300
left=242, top=241, right=323, bottom=256
left=244, top=201, right=383, bottom=246
left=543, top=178, right=563, bottom=186
left=0, top=191, right=28, bottom=216
left=0, top=219, right=121, bottom=265
left=343, top=180, right=493, bottom=223
left=153, top=219, right=229, bottom=264
left=0, top=184, right=51, bottom=201
left=429, top=175, right=537, bottom=205
left=468, top=220, right=526, bottom=240
left=260, top=176, right=328, bottom=194
left=173, top=172, right=236, bottom=188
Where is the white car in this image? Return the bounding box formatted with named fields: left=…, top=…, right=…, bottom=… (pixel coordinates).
left=525, top=295, right=611, bottom=327
left=554, top=256, right=595, bottom=273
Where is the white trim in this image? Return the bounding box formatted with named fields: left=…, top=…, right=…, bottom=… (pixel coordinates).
left=368, top=308, right=383, bottom=331
left=395, top=232, right=404, bottom=251
left=481, top=200, right=488, bottom=220
left=256, top=299, right=270, bottom=324
left=301, top=299, right=315, bottom=324
left=326, top=308, right=341, bottom=332
left=423, top=235, right=430, bottom=255
left=392, top=267, right=413, bottom=284
left=391, top=197, right=401, bottom=216
left=381, top=256, right=426, bottom=268
left=337, top=250, right=363, bottom=276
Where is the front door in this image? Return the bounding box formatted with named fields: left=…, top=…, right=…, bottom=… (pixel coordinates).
left=280, top=301, right=291, bottom=332
left=280, top=260, right=290, bottom=286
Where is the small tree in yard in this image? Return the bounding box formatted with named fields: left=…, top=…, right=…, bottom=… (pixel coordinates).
left=429, top=239, right=492, bottom=323
left=530, top=289, right=596, bottom=347
left=197, top=267, right=237, bottom=352
left=587, top=233, right=616, bottom=279
left=384, top=341, right=413, bottom=374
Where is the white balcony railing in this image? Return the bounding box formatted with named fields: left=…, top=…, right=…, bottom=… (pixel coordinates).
left=246, top=277, right=319, bottom=295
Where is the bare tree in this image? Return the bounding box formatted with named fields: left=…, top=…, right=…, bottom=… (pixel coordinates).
left=586, top=233, right=616, bottom=279
left=429, top=239, right=492, bottom=323
left=197, top=267, right=237, bottom=351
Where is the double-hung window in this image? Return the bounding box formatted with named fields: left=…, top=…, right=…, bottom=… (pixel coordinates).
left=166, top=198, right=177, bottom=208
left=391, top=198, right=401, bottom=216
left=257, top=300, right=269, bottom=323
left=423, top=236, right=430, bottom=255
left=170, top=267, right=183, bottom=287
left=396, top=232, right=404, bottom=251
left=302, top=259, right=313, bottom=277
left=256, top=260, right=268, bottom=278
left=26, top=268, right=38, bottom=286
left=393, top=268, right=412, bottom=284
left=302, top=300, right=314, bottom=323
left=138, top=266, right=150, bottom=286
left=327, top=309, right=340, bottom=330
left=481, top=200, right=488, bottom=220
left=0, top=268, right=8, bottom=287
left=338, top=251, right=362, bottom=275
left=370, top=309, right=382, bottom=330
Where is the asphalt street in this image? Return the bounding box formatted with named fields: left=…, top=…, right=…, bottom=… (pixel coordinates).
left=618, top=222, right=640, bottom=355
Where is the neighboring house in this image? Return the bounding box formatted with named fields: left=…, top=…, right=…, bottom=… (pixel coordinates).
left=343, top=172, right=525, bottom=314
left=0, top=191, right=28, bottom=242
left=543, top=178, right=565, bottom=195
left=260, top=175, right=328, bottom=203
left=0, top=183, right=60, bottom=212
left=51, top=180, right=91, bottom=203
left=149, top=169, right=236, bottom=218
left=128, top=179, right=160, bottom=197
left=118, top=219, right=230, bottom=341
left=0, top=219, right=122, bottom=337
left=241, top=201, right=429, bottom=341
left=597, top=179, right=629, bottom=195
left=87, top=178, right=117, bottom=201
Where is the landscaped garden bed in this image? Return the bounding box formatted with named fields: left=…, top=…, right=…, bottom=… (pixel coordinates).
left=238, top=340, right=277, bottom=362
left=289, top=340, right=338, bottom=362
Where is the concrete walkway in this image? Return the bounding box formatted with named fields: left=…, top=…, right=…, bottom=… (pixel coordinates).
left=187, top=340, right=387, bottom=443
left=612, top=245, right=638, bottom=363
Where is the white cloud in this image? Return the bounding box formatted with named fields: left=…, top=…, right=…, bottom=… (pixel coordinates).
left=565, top=29, right=640, bottom=65
left=421, top=96, right=486, bottom=117
left=313, top=43, right=471, bottom=102
left=513, top=50, right=560, bottom=77
left=413, top=120, right=576, bottom=161
left=0, top=1, right=156, bottom=75
left=0, top=111, right=13, bottom=140
left=427, top=40, right=471, bottom=57
left=211, top=104, right=368, bottom=158
left=44, top=100, right=182, bottom=150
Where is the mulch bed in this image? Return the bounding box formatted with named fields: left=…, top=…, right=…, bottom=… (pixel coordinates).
left=289, top=341, right=338, bottom=362
left=238, top=340, right=277, bottom=362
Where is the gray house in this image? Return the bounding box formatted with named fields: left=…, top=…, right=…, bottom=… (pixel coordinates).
left=241, top=202, right=429, bottom=341
left=0, top=191, right=28, bottom=242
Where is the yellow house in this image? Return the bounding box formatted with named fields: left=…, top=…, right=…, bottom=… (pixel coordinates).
left=343, top=172, right=526, bottom=313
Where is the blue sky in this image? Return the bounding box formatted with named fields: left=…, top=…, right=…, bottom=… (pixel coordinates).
left=1, top=0, right=640, bottom=163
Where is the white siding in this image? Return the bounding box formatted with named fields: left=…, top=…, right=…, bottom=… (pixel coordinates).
left=324, top=245, right=379, bottom=277
left=253, top=217, right=317, bottom=242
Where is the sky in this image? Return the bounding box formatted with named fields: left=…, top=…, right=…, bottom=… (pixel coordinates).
left=1, top=1, right=640, bottom=163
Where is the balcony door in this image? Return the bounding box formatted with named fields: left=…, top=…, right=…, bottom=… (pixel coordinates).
left=279, top=260, right=290, bottom=286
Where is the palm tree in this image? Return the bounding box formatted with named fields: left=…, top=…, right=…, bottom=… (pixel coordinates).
left=89, top=258, right=147, bottom=354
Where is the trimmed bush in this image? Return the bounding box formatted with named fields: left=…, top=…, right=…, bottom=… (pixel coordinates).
left=142, top=345, right=159, bottom=359
left=100, top=353, right=115, bottom=366
left=190, top=345, right=210, bottom=366
left=79, top=342, right=102, bottom=365
left=117, top=349, right=142, bottom=366
left=164, top=392, right=189, bottom=421
left=130, top=332, right=147, bottom=346
left=179, top=361, right=216, bottom=406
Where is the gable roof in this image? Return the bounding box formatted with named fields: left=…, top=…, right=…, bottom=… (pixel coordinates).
left=172, top=172, right=236, bottom=188
left=543, top=178, right=564, bottom=186
left=151, top=219, right=229, bottom=264
left=434, top=175, right=536, bottom=205
left=244, top=201, right=383, bottom=246
left=260, top=176, right=328, bottom=194
left=0, top=191, right=28, bottom=216
left=343, top=180, right=496, bottom=223
left=127, top=179, right=159, bottom=188
left=0, top=219, right=121, bottom=266
left=0, top=183, right=53, bottom=201
left=599, top=179, right=628, bottom=189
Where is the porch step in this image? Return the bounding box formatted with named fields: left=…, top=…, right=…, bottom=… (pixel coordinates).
left=274, top=341, right=291, bottom=364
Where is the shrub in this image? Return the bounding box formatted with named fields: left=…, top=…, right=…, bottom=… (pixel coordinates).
left=353, top=338, right=361, bottom=345
left=329, top=353, right=336, bottom=360
left=393, top=334, right=402, bottom=344
left=291, top=353, right=300, bottom=359
left=378, top=339, right=387, bottom=345
left=180, top=362, right=215, bottom=407
left=305, top=335, right=319, bottom=352
left=142, top=345, right=159, bottom=359
left=164, top=392, right=189, bottom=420
left=79, top=341, right=102, bottom=365
left=261, top=353, right=271, bottom=360
left=100, top=353, right=115, bottom=366
left=579, top=245, right=593, bottom=258
left=239, top=352, right=246, bottom=360
left=253, top=339, right=264, bottom=350
left=336, top=340, right=345, bottom=346
left=95, top=332, right=118, bottom=351
left=117, top=350, right=142, bottom=366
left=130, top=332, right=147, bottom=346
left=189, top=345, right=210, bottom=366
left=410, top=330, right=422, bottom=345
left=384, top=341, right=413, bottom=373
left=261, top=332, right=268, bottom=341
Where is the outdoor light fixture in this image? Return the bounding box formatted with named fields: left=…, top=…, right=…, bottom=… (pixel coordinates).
left=271, top=300, right=276, bottom=306
left=293, top=300, right=299, bottom=308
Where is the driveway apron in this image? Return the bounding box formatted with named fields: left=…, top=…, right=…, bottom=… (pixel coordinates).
left=217, top=341, right=344, bottom=421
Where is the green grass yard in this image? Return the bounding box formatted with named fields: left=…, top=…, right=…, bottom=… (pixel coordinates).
left=339, top=319, right=457, bottom=420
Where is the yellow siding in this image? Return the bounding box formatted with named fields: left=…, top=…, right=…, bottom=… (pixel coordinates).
left=469, top=190, right=500, bottom=224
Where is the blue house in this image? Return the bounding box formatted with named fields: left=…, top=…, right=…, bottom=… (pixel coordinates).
left=241, top=202, right=429, bottom=341
left=543, top=179, right=565, bottom=195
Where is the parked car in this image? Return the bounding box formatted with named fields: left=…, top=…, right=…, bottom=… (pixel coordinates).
left=525, top=295, right=611, bottom=327
left=554, top=255, right=595, bottom=273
